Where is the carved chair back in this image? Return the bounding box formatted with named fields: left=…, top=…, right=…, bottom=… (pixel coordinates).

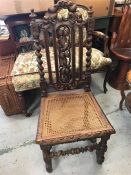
left=116, top=5, right=131, bottom=48
left=30, top=1, right=94, bottom=96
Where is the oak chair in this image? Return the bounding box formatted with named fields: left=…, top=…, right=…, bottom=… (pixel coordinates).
left=54, top=1, right=112, bottom=93
left=8, top=16, right=44, bottom=116
left=10, top=4, right=111, bottom=117
left=30, top=1, right=115, bottom=172
left=54, top=1, right=113, bottom=94
left=11, top=20, right=36, bottom=116
left=110, top=5, right=131, bottom=109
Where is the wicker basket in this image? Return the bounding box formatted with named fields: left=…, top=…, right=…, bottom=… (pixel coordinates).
left=0, top=55, right=24, bottom=116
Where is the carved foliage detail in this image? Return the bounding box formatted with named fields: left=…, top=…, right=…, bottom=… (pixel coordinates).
left=30, top=2, right=95, bottom=92
left=57, top=26, right=71, bottom=85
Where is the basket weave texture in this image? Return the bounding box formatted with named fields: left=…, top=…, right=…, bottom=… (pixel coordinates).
left=0, top=56, right=24, bottom=116
left=36, top=90, right=114, bottom=144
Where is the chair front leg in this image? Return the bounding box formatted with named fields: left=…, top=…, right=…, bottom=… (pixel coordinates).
left=40, top=145, right=52, bottom=173
left=17, top=92, right=26, bottom=113
left=119, top=89, right=126, bottom=110
left=17, top=92, right=32, bottom=117
left=103, top=66, right=113, bottom=93
left=103, top=69, right=109, bottom=93
left=96, top=135, right=110, bottom=164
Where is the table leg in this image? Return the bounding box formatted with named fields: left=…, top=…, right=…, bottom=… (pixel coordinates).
left=108, top=60, right=130, bottom=110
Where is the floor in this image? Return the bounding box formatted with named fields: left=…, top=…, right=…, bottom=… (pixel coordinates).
left=0, top=73, right=131, bottom=175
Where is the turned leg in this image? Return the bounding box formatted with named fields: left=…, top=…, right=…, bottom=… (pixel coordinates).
left=40, top=145, right=52, bottom=173
left=17, top=92, right=26, bottom=114
left=119, top=90, right=126, bottom=110
left=103, top=71, right=108, bottom=93
left=103, top=66, right=113, bottom=94
left=96, top=135, right=110, bottom=164
left=17, top=92, right=32, bottom=117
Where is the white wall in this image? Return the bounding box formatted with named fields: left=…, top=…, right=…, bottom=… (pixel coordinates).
left=0, top=0, right=53, bottom=15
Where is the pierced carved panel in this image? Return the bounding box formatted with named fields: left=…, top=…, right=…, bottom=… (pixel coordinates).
left=57, top=25, right=72, bottom=85
left=30, top=1, right=95, bottom=93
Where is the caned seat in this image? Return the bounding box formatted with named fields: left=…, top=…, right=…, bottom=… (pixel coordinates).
left=30, top=1, right=115, bottom=173
left=36, top=90, right=114, bottom=145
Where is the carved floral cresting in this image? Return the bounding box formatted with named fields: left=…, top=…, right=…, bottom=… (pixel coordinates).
left=30, top=1, right=94, bottom=92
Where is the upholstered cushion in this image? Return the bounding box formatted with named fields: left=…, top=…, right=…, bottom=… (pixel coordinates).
left=11, top=49, right=55, bottom=76
left=12, top=47, right=111, bottom=76
left=12, top=47, right=111, bottom=92
left=12, top=73, right=40, bottom=92
left=57, top=7, right=88, bottom=43
left=57, top=7, right=88, bottom=21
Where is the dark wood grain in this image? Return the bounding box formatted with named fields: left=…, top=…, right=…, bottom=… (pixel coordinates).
left=30, top=1, right=115, bottom=173
left=109, top=6, right=131, bottom=109
left=30, top=1, right=94, bottom=92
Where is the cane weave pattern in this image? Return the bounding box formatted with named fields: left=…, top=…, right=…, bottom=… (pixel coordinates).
left=37, top=91, right=113, bottom=143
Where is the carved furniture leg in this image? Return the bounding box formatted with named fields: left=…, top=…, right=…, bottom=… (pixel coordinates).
left=103, top=71, right=108, bottom=93
left=119, top=89, right=126, bottom=110
left=103, top=66, right=113, bottom=94
left=40, top=145, right=52, bottom=173
left=17, top=92, right=32, bottom=117
left=96, top=135, right=110, bottom=164
left=17, top=92, right=26, bottom=114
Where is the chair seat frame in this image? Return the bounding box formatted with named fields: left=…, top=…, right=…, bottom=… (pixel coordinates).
left=30, top=0, right=115, bottom=172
